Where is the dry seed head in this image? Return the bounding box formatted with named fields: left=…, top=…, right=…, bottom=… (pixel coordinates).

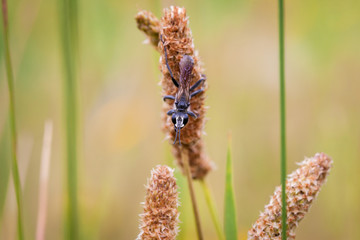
left=248, top=153, right=333, bottom=240
left=159, top=6, right=212, bottom=179
left=135, top=10, right=161, bottom=47
left=134, top=7, right=213, bottom=179
left=138, top=165, right=179, bottom=240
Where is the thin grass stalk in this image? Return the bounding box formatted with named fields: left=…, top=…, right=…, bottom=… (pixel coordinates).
left=69, top=0, right=79, bottom=56
left=36, top=121, right=53, bottom=240
left=200, top=180, right=224, bottom=240
left=278, top=0, right=287, bottom=239
left=58, top=0, right=79, bottom=238
left=0, top=122, right=11, bottom=220
left=1, top=1, right=24, bottom=239
left=181, top=151, right=203, bottom=240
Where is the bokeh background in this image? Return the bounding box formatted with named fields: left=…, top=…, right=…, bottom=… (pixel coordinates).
left=1, top=0, right=360, bottom=239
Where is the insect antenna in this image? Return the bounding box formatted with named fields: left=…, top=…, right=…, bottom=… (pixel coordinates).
left=174, top=128, right=179, bottom=145
left=173, top=127, right=182, bottom=146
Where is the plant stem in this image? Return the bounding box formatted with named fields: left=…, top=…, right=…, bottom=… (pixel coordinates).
left=1, top=1, right=24, bottom=239
left=278, top=0, right=287, bottom=239
left=200, top=179, right=224, bottom=240
left=36, top=121, right=53, bottom=240
left=58, top=0, right=79, bottom=238
left=181, top=151, right=203, bottom=240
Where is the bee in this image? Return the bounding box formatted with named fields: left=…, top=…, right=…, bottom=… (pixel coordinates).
left=160, top=35, right=206, bottom=145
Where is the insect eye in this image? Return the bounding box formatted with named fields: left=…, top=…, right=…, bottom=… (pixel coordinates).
left=183, top=115, right=189, bottom=126
left=172, top=114, right=177, bottom=125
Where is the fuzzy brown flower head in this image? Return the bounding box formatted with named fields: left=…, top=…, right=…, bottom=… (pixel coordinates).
left=135, top=10, right=161, bottom=47
left=159, top=6, right=212, bottom=179
left=134, top=7, right=213, bottom=179
left=248, top=153, right=333, bottom=240
left=138, top=165, right=179, bottom=240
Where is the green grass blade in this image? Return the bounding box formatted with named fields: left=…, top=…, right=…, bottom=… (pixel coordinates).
left=174, top=168, right=189, bottom=240
left=200, top=180, right=225, bottom=240
left=0, top=3, right=8, bottom=222
left=224, top=138, right=238, bottom=240
left=278, top=0, right=287, bottom=239
left=58, top=0, right=79, bottom=238
left=0, top=123, right=11, bottom=220
left=1, top=1, right=25, bottom=239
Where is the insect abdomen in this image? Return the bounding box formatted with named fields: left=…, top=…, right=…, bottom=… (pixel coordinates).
left=179, top=55, right=194, bottom=87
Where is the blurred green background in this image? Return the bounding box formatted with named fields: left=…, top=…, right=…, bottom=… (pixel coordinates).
left=1, top=0, right=360, bottom=239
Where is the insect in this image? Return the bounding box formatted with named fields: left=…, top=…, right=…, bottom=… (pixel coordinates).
left=160, top=35, right=206, bottom=145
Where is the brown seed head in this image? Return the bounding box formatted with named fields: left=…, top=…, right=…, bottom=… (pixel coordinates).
left=159, top=6, right=212, bottom=179
left=138, top=165, right=179, bottom=240
left=135, top=7, right=213, bottom=179
left=135, top=10, right=161, bottom=48
left=248, top=153, right=333, bottom=240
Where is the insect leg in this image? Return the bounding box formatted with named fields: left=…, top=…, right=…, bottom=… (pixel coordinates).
left=163, top=95, right=175, bottom=101
left=160, top=35, right=179, bottom=88
left=190, top=89, right=203, bottom=98
left=190, top=74, right=206, bottom=91
left=167, top=109, right=176, bottom=116
left=188, top=111, right=198, bottom=119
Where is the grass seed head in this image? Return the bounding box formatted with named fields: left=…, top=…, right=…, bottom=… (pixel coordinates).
left=248, top=153, right=333, bottom=240
left=159, top=6, right=212, bottom=179
left=135, top=10, right=161, bottom=48
left=135, top=7, right=213, bottom=179
left=138, top=165, right=179, bottom=240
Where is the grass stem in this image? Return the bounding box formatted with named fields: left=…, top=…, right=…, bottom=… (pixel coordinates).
left=181, top=151, right=204, bottom=240
left=1, top=0, right=25, bottom=239
left=58, top=0, right=79, bottom=238
left=278, top=0, right=287, bottom=239
left=200, top=179, right=225, bottom=240
left=36, top=121, right=53, bottom=240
